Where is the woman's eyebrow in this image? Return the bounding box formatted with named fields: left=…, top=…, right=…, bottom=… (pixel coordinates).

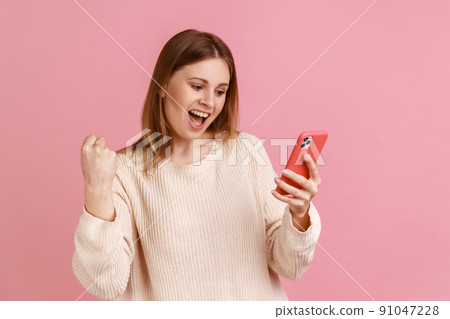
left=188, top=77, right=229, bottom=87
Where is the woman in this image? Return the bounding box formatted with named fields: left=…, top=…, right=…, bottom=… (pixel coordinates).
left=74, top=29, right=322, bottom=301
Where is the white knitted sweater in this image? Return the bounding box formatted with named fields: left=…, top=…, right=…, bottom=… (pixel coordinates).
left=72, top=131, right=321, bottom=300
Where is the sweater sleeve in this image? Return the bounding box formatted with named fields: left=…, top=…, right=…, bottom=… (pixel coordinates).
left=72, top=162, right=135, bottom=300
left=254, top=136, right=322, bottom=281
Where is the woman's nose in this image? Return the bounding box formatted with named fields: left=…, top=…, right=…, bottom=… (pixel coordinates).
left=201, top=91, right=215, bottom=107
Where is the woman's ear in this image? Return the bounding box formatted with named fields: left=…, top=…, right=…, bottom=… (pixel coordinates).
left=159, top=84, right=168, bottom=98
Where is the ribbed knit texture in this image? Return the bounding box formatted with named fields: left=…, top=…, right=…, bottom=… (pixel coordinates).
left=72, top=131, right=321, bottom=301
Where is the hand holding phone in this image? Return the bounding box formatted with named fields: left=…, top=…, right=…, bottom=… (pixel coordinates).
left=275, top=131, right=328, bottom=196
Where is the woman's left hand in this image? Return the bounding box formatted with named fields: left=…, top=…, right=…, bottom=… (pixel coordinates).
left=271, top=153, right=321, bottom=217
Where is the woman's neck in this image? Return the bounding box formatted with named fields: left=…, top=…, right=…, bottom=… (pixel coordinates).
left=170, top=133, right=215, bottom=165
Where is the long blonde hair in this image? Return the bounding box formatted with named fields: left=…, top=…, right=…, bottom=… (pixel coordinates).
left=116, top=29, right=240, bottom=177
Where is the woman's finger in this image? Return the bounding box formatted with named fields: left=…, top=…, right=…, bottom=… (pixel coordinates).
left=275, top=177, right=312, bottom=199
left=271, top=189, right=308, bottom=208
left=93, top=136, right=106, bottom=148
left=271, top=188, right=294, bottom=204
left=303, top=153, right=321, bottom=183
left=281, top=170, right=316, bottom=195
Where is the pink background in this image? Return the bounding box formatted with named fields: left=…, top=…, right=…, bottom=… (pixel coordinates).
left=1, top=0, right=449, bottom=301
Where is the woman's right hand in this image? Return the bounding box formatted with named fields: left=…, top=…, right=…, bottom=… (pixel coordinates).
left=81, top=134, right=118, bottom=187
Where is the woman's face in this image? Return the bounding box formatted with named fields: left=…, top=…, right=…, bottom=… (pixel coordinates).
left=162, top=57, right=230, bottom=143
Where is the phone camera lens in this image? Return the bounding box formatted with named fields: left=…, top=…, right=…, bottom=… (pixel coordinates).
left=306, top=140, right=311, bottom=145
left=301, top=143, right=305, bottom=148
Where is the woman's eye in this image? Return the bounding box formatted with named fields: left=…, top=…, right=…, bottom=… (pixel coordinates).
left=192, top=85, right=225, bottom=96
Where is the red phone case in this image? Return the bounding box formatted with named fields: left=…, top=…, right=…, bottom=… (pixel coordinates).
left=275, top=130, right=328, bottom=195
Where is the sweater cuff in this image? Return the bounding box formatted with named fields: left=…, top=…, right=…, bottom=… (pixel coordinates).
left=77, top=204, right=124, bottom=250
left=281, top=202, right=321, bottom=248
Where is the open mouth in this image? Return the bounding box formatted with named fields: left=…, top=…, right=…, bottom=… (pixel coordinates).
left=188, top=109, right=210, bottom=125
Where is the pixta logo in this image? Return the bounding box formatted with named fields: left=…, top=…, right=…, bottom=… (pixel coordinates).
left=123, top=129, right=326, bottom=174
left=125, top=128, right=172, bottom=175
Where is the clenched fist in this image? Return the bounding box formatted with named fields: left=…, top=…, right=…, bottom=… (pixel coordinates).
left=81, top=134, right=118, bottom=187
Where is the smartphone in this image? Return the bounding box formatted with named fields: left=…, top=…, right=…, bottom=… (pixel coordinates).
left=275, top=130, right=328, bottom=196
